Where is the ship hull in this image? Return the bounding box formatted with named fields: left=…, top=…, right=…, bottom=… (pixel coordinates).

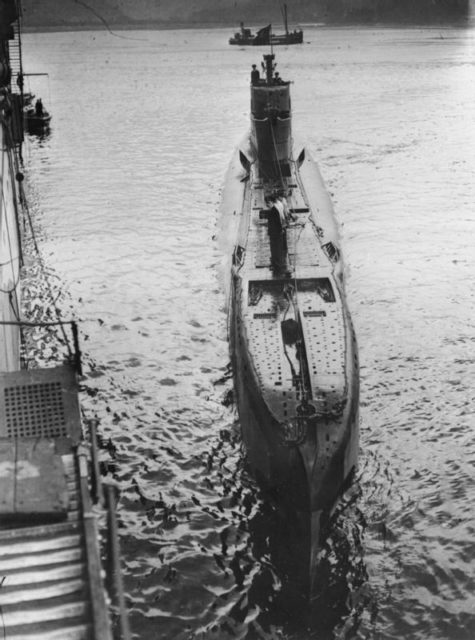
left=24, top=110, right=51, bottom=135
left=0, top=123, right=21, bottom=371
left=270, top=31, right=303, bottom=45
left=229, top=32, right=303, bottom=46
left=230, top=269, right=359, bottom=518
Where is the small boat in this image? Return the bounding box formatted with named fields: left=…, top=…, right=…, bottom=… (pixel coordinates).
left=24, top=98, right=51, bottom=135
left=219, top=55, right=358, bottom=586
left=272, top=3, right=303, bottom=45
left=229, top=4, right=303, bottom=46
left=229, top=23, right=272, bottom=46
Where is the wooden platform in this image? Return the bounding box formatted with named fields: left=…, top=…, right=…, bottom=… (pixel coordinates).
left=0, top=365, right=113, bottom=640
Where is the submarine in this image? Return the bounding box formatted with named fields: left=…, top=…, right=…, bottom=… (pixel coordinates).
left=218, top=54, right=359, bottom=577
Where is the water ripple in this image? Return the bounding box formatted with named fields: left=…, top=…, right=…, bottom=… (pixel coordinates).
left=22, top=24, right=475, bottom=640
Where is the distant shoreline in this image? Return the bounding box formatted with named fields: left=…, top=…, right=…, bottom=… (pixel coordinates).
left=21, top=22, right=279, bottom=33
left=21, top=18, right=470, bottom=34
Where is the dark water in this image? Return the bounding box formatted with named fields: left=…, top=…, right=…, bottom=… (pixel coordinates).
left=21, top=25, right=475, bottom=639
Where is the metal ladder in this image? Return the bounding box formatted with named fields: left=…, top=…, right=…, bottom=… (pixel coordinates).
left=0, top=456, right=94, bottom=639
left=8, top=19, right=23, bottom=95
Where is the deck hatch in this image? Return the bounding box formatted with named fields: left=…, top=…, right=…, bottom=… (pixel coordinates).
left=253, top=312, right=277, bottom=319
left=303, top=310, right=326, bottom=317
left=4, top=382, right=66, bottom=439
left=298, top=278, right=335, bottom=302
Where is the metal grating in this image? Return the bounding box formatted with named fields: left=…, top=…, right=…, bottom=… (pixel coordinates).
left=4, top=381, right=67, bottom=438
left=0, top=366, right=82, bottom=447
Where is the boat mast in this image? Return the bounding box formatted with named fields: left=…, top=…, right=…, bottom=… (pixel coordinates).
left=283, top=3, right=289, bottom=35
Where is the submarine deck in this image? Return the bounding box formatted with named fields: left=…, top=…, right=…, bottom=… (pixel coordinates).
left=233, top=165, right=351, bottom=423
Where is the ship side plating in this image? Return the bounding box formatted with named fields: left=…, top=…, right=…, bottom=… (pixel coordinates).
left=0, top=0, right=22, bottom=371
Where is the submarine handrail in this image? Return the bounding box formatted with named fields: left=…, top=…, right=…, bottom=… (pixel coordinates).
left=292, top=147, right=340, bottom=253
left=238, top=177, right=253, bottom=250
left=293, top=162, right=343, bottom=273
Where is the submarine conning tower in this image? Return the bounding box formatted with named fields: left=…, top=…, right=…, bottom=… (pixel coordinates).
left=251, top=54, right=292, bottom=181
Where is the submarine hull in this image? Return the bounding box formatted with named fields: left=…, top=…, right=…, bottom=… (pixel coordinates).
left=230, top=266, right=359, bottom=519
left=219, top=59, right=359, bottom=573
left=221, top=137, right=359, bottom=522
